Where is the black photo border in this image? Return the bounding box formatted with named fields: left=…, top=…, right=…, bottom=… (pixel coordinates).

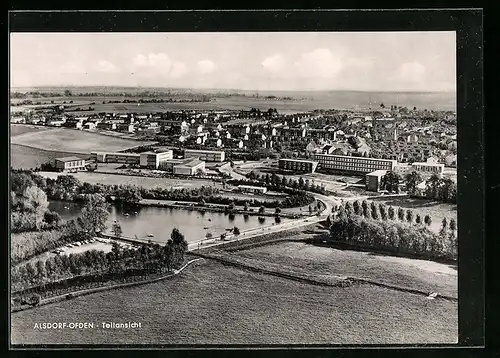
left=6, top=8, right=484, bottom=354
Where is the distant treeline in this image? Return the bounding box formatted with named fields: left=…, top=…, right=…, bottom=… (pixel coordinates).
left=11, top=90, right=212, bottom=100
left=101, top=98, right=210, bottom=104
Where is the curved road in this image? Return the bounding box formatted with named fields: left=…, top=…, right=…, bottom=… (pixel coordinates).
left=189, top=165, right=339, bottom=252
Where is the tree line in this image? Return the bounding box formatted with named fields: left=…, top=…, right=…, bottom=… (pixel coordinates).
left=245, top=171, right=329, bottom=195
left=12, top=228, right=189, bottom=299
left=12, top=170, right=313, bottom=212
left=325, top=200, right=457, bottom=261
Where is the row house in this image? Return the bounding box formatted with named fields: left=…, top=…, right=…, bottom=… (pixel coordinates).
left=274, top=127, right=308, bottom=144
left=393, top=141, right=436, bottom=163
left=83, top=122, right=97, bottom=130
left=97, top=122, right=117, bottom=130
left=10, top=115, right=26, bottom=124
left=226, top=124, right=251, bottom=137
left=116, top=123, right=135, bottom=133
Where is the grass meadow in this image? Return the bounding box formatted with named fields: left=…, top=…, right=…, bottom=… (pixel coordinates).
left=11, top=259, right=457, bottom=345
left=231, top=240, right=457, bottom=298
left=10, top=144, right=88, bottom=170
left=10, top=128, right=153, bottom=154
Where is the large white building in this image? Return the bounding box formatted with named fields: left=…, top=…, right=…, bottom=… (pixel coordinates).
left=312, top=154, right=397, bottom=175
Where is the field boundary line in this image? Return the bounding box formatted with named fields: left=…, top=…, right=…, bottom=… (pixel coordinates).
left=192, top=252, right=457, bottom=302
left=11, top=258, right=204, bottom=313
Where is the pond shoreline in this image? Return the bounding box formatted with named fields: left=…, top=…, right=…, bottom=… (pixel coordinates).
left=136, top=199, right=305, bottom=219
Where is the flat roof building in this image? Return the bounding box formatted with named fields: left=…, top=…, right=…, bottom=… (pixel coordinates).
left=313, top=153, right=397, bottom=175
left=91, top=152, right=140, bottom=164
left=54, top=156, right=86, bottom=172
left=365, top=170, right=388, bottom=192
left=237, top=185, right=268, bottom=194
left=184, top=148, right=225, bottom=162
left=140, top=150, right=174, bottom=169
left=173, top=158, right=206, bottom=176
left=278, top=158, right=319, bottom=173
left=411, top=162, right=445, bottom=178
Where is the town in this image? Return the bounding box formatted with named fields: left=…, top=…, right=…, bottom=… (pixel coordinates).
left=11, top=101, right=457, bottom=189
left=10, top=31, right=458, bottom=346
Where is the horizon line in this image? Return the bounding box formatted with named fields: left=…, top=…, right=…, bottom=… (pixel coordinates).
left=9, top=86, right=457, bottom=94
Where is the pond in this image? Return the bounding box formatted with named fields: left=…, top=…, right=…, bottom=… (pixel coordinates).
left=49, top=200, right=285, bottom=243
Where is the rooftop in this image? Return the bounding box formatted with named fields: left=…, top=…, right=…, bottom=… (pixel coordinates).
left=184, top=148, right=224, bottom=154
left=412, top=162, right=445, bottom=167
left=279, top=158, right=318, bottom=164
left=238, top=185, right=267, bottom=190
left=367, top=170, right=388, bottom=177
left=55, top=156, right=84, bottom=162
left=177, top=158, right=204, bottom=168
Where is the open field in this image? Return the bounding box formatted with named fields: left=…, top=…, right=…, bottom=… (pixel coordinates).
left=10, top=124, right=52, bottom=137
left=10, top=128, right=154, bottom=154
left=38, top=171, right=223, bottom=190
left=368, top=197, right=457, bottom=233
left=11, top=259, right=457, bottom=345
left=231, top=240, right=457, bottom=298
left=10, top=144, right=89, bottom=170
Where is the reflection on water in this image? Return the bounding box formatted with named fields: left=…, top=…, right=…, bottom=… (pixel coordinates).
left=49, top=200, right=283, bottom=243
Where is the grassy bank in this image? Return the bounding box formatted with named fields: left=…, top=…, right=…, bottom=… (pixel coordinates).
left=11, top=260, right=457, bottom=345
left=229, top=239, right=457, bottom=298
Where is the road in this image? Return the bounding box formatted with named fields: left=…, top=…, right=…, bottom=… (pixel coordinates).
left=188, top=164, right=340, bottom=252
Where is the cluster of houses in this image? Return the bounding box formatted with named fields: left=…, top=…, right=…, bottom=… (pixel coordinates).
left=13, top=106, right=457, bottom=173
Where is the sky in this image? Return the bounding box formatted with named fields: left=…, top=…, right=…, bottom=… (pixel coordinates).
left=10, top=32, right=456, bottom=92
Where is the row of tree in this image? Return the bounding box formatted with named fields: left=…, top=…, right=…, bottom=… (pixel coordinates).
left=325, top=201, right=457, bottom=261
left=12, top=228, right=189, bottom=294
left=245, top=171, right=329, bottom=195
left=330, top=200, right=439, bottom=227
